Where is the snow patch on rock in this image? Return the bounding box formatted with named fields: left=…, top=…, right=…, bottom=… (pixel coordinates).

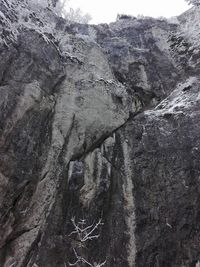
left=145, top=77, right=199, bottom=117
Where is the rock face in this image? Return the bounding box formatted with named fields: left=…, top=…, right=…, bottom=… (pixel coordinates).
left=0, top=1, right=200, bottom=266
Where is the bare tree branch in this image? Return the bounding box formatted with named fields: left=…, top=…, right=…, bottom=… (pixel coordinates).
left=69, top=217, right=103, bottom=243
left=68, top=217, right=106, bottom=267
left=69, top=249, right=106, bottom=267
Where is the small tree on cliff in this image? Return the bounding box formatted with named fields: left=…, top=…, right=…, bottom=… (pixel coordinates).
left=56, top=0, right=92, bottom=23
left=28, top=0, right=92, bottom=23
left=185, top=0, right=200, bottom=6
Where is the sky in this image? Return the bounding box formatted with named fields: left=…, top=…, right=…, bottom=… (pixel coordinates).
left=68, top=0, right=190, bottom=24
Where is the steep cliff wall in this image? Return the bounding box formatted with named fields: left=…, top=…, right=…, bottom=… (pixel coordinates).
left=0, top=1, right=200, bottom=266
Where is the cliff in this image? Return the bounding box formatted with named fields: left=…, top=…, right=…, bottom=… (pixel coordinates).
left=0, top=1, right=200, bottom=266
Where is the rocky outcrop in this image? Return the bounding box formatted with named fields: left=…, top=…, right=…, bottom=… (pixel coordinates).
left=0, top=1, right=200, bottom=266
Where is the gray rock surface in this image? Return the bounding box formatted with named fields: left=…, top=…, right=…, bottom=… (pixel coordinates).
left=0, top=1, right=200, bottom=266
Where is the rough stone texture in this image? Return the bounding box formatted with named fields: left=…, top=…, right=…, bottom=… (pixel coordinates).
left=0, top=1, right=200, bottom=266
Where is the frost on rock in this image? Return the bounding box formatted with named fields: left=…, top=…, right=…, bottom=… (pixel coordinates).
left=0, top=0, right=63, bottom=47
left=179, top=6, right=200, bottom=48
left=145, top=77, right=199, bottom=118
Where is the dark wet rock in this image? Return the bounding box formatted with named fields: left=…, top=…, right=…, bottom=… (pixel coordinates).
left=0, top=1, right=200, bottom=266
